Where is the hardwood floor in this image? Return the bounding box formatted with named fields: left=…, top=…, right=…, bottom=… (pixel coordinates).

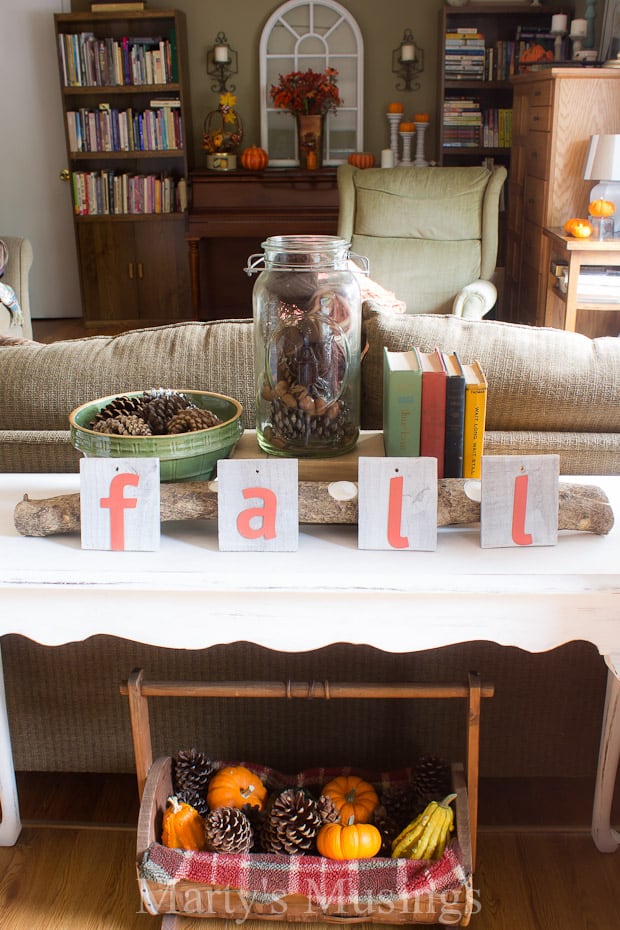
left=1, top=773, right=618, bottom=930
left=32, top=318, right=147, bottom=343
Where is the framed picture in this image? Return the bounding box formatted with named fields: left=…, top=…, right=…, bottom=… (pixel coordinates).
left=600, top=0, right=620, bottom=61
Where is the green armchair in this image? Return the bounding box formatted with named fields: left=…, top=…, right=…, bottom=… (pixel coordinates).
left=337, top=164, right=507, bottom=319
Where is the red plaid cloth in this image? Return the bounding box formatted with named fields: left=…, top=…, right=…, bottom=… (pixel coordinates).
left=139, top=762, right=468, bottom=905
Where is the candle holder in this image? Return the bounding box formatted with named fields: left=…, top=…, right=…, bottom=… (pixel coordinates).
left=392, top=28, right=424, bottom=92
left=387, top=112, right=402, bottom=166
left=206, top=32, right=238, bottom=94
left=414, top=121, right=429, bottom=167
left=399, top=129, right=415, bottom=167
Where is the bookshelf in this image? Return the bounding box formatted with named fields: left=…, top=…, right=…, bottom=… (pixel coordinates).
left=54, top=10, right=194, bottom=328
left=439, top=3, right=574, bottom=170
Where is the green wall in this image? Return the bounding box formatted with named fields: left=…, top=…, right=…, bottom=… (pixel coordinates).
left=72, top=0, right=591, bottom=167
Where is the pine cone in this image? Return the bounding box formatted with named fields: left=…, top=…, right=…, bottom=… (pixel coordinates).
left=89, top=394, right=145, bottom=428
left=316, top=794, right=340, bottom=825
left=141, top=389, right=194, bottom=434
left=167, top=408, right=221, bottom=434
left=380, top=782, right=419, bottom=828
left=372, top=803, right=401, bottom=855
left=92, top=414, right=152, bottom=436
left=204, top=806, right=253, bottom=853
left=173, top=749, right=216, bottom=800
left=413, top=754, right=451, bottom=807
left=260, top=788, right=323, bottom=855
left=176, top=788, right=209, bottom=818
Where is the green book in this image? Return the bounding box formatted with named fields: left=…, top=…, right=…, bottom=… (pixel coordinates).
left=383, top=347, right=422, bottom=457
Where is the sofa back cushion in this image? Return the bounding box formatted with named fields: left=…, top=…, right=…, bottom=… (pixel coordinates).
left=0, top=320, right=256, bottom=431
left=362, top=307, right=620, bottom=433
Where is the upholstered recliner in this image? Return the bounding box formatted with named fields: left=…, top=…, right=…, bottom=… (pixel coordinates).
left=337, top=165, right=507, bottom=320
left=0, top=235, right=33, bottom=340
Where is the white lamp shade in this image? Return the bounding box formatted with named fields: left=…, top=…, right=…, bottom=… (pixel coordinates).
left=584, top=134, right=620, bottom=181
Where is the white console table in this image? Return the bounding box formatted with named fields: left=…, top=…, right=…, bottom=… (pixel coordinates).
left=0, top=473, right=618, bottom=853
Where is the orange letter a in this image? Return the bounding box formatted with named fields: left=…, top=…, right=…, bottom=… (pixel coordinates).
left=236, top=487, right=277, bottom=540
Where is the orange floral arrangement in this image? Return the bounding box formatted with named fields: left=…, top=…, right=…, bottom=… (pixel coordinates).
left=270, top=68, right=342, bottom=115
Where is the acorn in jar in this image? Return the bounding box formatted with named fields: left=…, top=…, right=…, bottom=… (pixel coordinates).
left=246, top=236, right=367, bottom=458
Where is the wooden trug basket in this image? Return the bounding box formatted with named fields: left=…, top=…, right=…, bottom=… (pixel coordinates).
left=124, top=670, right=494, bottom=930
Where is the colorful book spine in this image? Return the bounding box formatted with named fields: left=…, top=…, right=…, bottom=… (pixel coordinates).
left=442, top=351, right=465, bottom=479
left=462, top=360, right=488, bottom=479
left=382, top=347, right=422, bottom=457
left=419, top=349, right=447, bottom=478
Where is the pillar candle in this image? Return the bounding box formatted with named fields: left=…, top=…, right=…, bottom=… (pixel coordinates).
left=551, top=14, right=568, bottom=33
left=381, top=149, right=395, bottom=168
left=570, top=18, right=588, bottom=38
left=214, top=44, right=230, bottom=63
left=401, top=43, right=416, bottom=62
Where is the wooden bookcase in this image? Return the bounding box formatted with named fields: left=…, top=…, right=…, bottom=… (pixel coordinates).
left=54, top=10, right=194, bottom=329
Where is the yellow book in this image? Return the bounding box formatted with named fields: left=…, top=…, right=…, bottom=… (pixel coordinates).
left=462, top=360, right=487, bottom=479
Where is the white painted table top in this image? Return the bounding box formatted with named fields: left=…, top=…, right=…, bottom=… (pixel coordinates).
left=0, top=474, right=618, bottom=660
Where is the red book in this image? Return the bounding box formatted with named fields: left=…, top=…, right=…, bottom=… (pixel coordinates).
left=419, top=349, right=448, bottom=477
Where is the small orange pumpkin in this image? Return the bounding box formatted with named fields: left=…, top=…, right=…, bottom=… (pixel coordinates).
left=241, top=145, right=269, bottom=171
left=387, top=102, right=404, bottom=114
left=321, top=775, right=379, bottom=824
left=564, top=217, right=593, bottom=238
left=207, top=765, right=267, bottom=811
left=161, top=795, right=206, bottom=850
left=316, top=820, right=382, bottom=860
left=399, top=121, right=415, bottom=133
left=348, top=152, right=375, bottom=169
left=589, top=198, right=615, bottom=218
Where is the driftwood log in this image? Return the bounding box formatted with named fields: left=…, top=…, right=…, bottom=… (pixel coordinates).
left=13, top=479, right=614, bottom=537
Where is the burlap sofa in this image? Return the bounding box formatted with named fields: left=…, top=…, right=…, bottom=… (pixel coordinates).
left=1, top=308, right=619, bottom=780
left=1, top=304, right=619, bottom=474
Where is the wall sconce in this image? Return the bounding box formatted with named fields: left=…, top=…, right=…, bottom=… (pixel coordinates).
left=206, top=32, right=238, bottom=94
left=392, top=28, right=424, bottom=92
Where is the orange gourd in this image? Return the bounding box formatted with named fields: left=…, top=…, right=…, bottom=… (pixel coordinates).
left=399, top=121, right=415, bottom=132
left=161, top=796, right=206, bottom=850
left=207, top=765, right=267, bottom=811
left=321, top=775, right=379, bottom=824
left=348, top=152, right=375, bottom=169
left=589, top=198, right=615, bottom=218
left=241, top=145, right=269, bottom=171
left=564, top=217, right=593, bottom=238
left=316, top=820, right=382, bottom=860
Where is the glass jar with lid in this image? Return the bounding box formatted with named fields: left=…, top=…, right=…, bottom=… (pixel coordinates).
left=246, top=235, right=367, bottom=458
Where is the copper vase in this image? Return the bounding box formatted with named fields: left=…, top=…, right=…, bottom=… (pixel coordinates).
left=296, top=113, right=324, bottom=169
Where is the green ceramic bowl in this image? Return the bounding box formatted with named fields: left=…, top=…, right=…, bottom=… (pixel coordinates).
left=69, top=390, right=244, bottom=482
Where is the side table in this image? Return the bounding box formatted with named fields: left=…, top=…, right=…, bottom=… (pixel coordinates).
left=543, top=227, right=620, bottom=335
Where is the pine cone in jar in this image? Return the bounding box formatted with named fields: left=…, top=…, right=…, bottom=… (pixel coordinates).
left=167, top=408, right=221, bottom=434
left=204, top=806, right=253, bottom=853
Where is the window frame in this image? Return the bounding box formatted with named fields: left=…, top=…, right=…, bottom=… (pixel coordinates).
left=259, top=0, right=364, bottom=166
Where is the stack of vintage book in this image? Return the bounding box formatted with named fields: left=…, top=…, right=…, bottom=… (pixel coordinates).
left=383, top=347, right=488, bottom=479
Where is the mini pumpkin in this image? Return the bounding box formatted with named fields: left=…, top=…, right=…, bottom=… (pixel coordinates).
left=207, top=765, right=267, bottom=811
left=161, top=795, right=206, bottom=850
left=321, top=775, right=379, bottom=824
left=316, top=820, right=382, bottom=860
left=589, top=198, right=615, bottom=218
left=564, top=217, right=593, bottom=239
left=241, top=145, right=269, bottom=171
left=348, top=152, right=375, bottom=169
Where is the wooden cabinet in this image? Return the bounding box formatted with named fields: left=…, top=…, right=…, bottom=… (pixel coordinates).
left=54, top=10, right=193, bottom=329
left=505, top=69, right=620, bottom=333
left=187, top=169, right=339, bottom=321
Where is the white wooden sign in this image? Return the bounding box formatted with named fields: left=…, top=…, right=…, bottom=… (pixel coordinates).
left=80, top=458, right=160, bottom=551
left=480, top=454, right=560, bottom=548
left=217, top=458, right=299, bottom=551
left=358, top=457, right=438, bottom=551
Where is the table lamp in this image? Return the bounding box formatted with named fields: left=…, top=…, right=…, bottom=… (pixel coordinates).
left=584, top=134, right=620, bottom=234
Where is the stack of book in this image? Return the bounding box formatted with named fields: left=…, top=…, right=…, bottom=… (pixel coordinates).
left=383, top=347, right=488, bottom=479
left=442, top=98, right=482, bottom=148
left=57, top=30, right=178, bottom=87
left=66, top=101, right=183, bottom=153
left=444, top=28, right=486, bottom=80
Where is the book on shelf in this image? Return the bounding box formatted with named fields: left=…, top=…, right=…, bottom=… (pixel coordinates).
left=419, top=349, right=448, bottom=478
left=462, top=361, right=488, bottom=480
left=382, top=347, right=423, bottom=457
left=441, top=351, right=466, bottom=480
